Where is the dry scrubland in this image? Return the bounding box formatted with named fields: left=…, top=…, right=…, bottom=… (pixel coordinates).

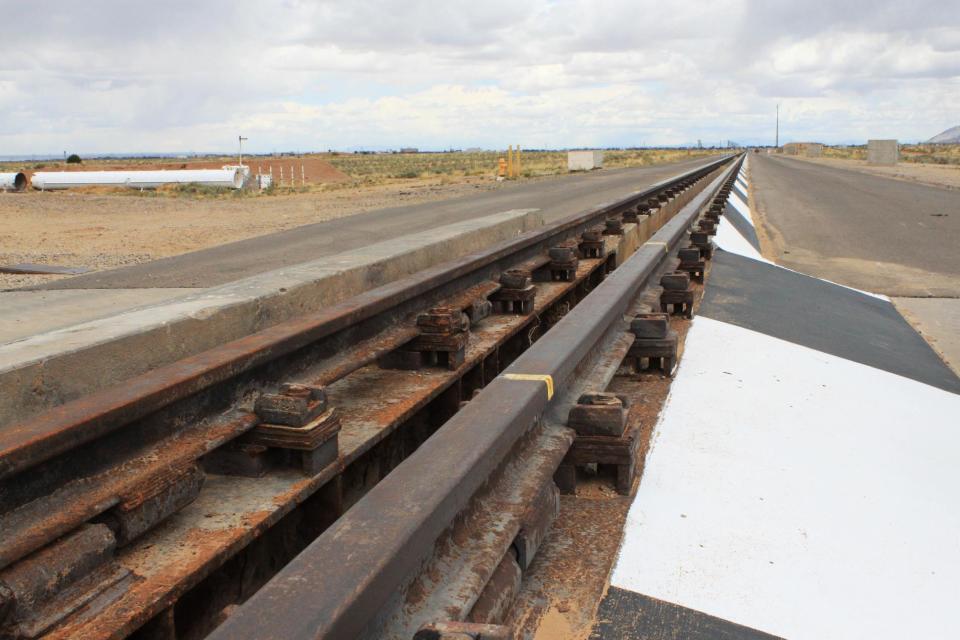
left=325, top=148, right=713, bottom=183
left=0, top=148, right=714, bottom=197
left=0, top=149, right=718, bottom=288
left=792, top=144, right=960, bottom=191
left=823, top=143, right=960, bottom=165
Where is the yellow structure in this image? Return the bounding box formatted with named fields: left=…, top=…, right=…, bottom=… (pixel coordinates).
left=498, top=146, right=523, bottom=179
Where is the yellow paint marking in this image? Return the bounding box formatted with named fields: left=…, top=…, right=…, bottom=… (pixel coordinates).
left=503, top=373, right=554, bottom=400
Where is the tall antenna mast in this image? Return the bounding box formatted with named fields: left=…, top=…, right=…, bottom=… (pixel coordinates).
left=238, top=135, right=248, bottom=166
left=775, top=104, right=780, bottom=148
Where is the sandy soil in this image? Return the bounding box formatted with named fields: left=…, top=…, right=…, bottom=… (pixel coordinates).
left=788, top=155, right=960, bottom=190
left=0, top=177, right=496, bottom=289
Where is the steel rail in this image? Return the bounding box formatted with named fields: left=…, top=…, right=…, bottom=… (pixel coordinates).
left=211, top=158, right=742, bottom=639
left=0, top=156, right=731, bottom=481
left=0, top=156, right=734, bottom=640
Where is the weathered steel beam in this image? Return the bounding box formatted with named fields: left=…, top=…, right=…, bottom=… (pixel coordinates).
left=0, top=158, right=732, bottom=483
left=210, top=159, right=740, bottom=640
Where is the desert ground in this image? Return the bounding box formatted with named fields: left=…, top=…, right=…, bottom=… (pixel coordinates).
left=0, top=149, right=714, bottom=288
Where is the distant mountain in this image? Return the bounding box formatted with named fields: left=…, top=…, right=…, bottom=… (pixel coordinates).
left=927, top=126, right=960, bottom=144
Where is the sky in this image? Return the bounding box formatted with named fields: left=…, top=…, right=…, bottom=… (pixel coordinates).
left=0, top=0, right=958, bottom=155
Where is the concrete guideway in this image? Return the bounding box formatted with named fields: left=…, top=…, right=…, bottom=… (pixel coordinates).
left=596, top=159, right=960, bottom=639
left=0, top=158, right=721, bottom=426
left=205, top=157, right=741, bottom=640
left=28, top=158, right=718, bottom=291
left=0, top=209, right=544, bottom=425
left=0, top=159, right=717, bottom=340
left=0, top=156, right=736, bottom=639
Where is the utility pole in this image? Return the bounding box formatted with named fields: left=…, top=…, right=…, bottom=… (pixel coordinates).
left=775, top=104, right=780, bottom=148
left=238, top=135, right=248, bottom=166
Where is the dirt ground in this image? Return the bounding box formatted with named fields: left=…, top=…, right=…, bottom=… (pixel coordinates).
left=786, top=154, right=960, bottom=190
left=0, top=150, right=718, bottom=290
left=0, top=177, right=496, bottom=289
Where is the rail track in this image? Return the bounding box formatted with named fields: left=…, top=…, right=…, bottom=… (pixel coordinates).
left=0, top=154, right=742, bottom=640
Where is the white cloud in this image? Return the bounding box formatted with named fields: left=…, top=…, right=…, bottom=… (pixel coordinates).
left=0, top=0, right=958, bottom=154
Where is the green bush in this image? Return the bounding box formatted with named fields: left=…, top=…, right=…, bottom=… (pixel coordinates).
left=66, top=154, right=82, bottom=164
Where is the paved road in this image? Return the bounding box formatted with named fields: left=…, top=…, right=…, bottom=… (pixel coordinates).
left=750, top=153, right=960, bottom=375
left=37, top=158, right=717, bottom=290
left=750, top=153, right=960, bottom=297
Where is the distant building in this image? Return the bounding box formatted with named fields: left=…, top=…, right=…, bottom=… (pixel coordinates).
left=568, top=150, right=604, bottom=171
left=400, top=147, right=419, bottom=154
left=867, top=139, right=899, bottom=165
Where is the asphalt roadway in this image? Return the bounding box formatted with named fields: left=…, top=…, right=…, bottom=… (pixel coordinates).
left=750, top=153, right=960, bottom=298
left=36, top=157, right=716, bottom=290
left=749, top=153, right=960, bottom=375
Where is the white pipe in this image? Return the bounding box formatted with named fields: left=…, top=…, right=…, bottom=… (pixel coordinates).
left=30, top=169, right=244, bottom=191
left=0, top=172, right=27, bottom=192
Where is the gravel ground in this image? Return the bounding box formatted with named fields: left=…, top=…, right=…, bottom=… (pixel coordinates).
left=0, top=177, right=496, bottom=289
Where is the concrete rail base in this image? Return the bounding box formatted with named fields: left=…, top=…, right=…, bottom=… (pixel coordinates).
left=0, top=209, right=544, bottom=424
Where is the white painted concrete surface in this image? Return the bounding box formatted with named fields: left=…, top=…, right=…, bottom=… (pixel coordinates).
left=713, top=219, right=768, bottom=262
left=610, top=316, right=960, bottom=639
left=727, top=192, right=754, bottom=225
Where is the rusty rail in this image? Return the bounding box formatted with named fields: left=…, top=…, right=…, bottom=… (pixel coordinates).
left=0, top=157, right=730, bottom=481
left=211, top=159, right=743, bottom=639
left=0, top=155, right=738, bottom=639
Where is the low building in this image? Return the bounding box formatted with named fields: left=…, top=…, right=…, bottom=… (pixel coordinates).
left=867, top=139, right=899, bottom=165
left=568, top=150, right=604, bottom=171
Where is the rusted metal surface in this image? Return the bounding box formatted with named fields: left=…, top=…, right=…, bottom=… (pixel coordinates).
left=413, top=621, right=511, bottom=640
left=0, top=157, right=730, bottom=483
left=467, top=553, right=522, bottom=624
left=366, top=424, right=572, bottom=638
left=27, top=241, right=618, bottom=639
left=209, top=160, right=741, bottom=640
left=0, top=411, right=257, bottom=571
left=0, top=155, right=738, bottom=638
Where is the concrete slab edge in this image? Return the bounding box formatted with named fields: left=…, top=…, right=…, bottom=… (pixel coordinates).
left=0, top=209, right=543, bottom=424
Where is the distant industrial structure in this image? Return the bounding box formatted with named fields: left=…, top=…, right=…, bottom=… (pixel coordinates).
left=867, top=139, right=899, bottom=165
left=29, top=168, right=247, bottom=191
left=0, top=172, right=27, bottom=192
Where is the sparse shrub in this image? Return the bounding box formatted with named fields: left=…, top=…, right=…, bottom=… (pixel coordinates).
left=167, top=183, right=237, bottom=197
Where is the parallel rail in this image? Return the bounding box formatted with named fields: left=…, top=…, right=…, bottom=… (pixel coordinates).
left=0, top=155, right=738, bottom=639
left=213, top=156, right=743, bottom=639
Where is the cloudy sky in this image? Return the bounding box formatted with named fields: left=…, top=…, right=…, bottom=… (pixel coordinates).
left=1, top=0, right=958, bottom=155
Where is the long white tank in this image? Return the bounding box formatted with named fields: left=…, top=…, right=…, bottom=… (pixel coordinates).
left=0, top=172, right=27, bottom=192
left=30, top=169, right=244, bottom=190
